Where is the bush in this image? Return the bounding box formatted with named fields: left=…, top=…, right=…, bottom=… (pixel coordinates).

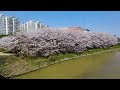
left=0, top=35, right=8, bottom=38
left=0, top=28, right=118, bottom=57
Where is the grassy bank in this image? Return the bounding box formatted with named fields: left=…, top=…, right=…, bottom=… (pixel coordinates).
left=0, top=44, right=120, bottom=78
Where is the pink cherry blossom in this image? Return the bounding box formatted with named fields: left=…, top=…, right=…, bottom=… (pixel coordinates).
left=0, top=28, right=118, bottom=57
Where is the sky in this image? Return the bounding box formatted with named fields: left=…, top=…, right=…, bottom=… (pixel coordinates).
left=0, top=11, right=120, bottom=36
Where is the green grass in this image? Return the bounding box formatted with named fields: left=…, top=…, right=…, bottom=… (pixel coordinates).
left=0, top=48, right=13, bottom=53
left=1, top=44, right=120, bottom=78
left=0, top=48, right=7, bottom=52
left=81, top=44, right=120, bottom=55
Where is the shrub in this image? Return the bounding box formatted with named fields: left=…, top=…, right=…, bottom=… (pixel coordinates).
left=0, top=35, right=8, bottom=38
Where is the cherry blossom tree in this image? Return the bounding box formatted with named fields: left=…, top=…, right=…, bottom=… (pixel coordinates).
left=0, top=28, right=118, bottom=57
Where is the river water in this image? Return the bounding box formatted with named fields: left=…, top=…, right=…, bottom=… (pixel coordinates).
left=13, top=49, right=120, bottom=79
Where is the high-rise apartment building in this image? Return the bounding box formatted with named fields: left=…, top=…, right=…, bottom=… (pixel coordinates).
left=20, top=20, right=49, bottom=32
left=0, top=14, right=20, bottom=35
left=0, top=14, right=6, bottom=35
left=12, top=17, right=20, bottom=33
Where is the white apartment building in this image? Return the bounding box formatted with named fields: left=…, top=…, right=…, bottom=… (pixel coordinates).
left=0, top=14, right=20, bottom=35
left=20, top=23, right=24, bottom=31
left=26, top=20, right=36, bottom=32
left=20, top=23, right=27, bottom=32
left=12, top=17, right=20, bottom=33
left=20, top=20, right=49, bottom=32
left=0, top=14, right=6, bottom=35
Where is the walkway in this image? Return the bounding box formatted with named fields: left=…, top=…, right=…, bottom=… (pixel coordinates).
left=0, top=52, right=13, bottom=56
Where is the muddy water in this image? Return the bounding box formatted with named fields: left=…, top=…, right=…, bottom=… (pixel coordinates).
left=13, top=50, right=120, bottom=79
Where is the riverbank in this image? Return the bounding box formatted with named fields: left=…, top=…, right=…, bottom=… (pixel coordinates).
left=0, top=44, right=120, bottom=78
left=13, top=50, right=118, bottom=79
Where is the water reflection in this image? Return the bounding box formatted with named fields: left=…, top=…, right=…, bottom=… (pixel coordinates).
left=79, top=50, right=120, bottom=79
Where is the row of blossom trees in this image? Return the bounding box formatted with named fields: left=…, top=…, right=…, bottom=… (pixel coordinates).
left=0, top=28, right=118, bottom=57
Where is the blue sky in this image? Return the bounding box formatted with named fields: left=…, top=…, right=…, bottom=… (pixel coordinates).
left=1, top=11, right=120, bottom=36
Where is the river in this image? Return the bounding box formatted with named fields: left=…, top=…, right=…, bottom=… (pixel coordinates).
left=13, top=49, right=120, bottom=79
